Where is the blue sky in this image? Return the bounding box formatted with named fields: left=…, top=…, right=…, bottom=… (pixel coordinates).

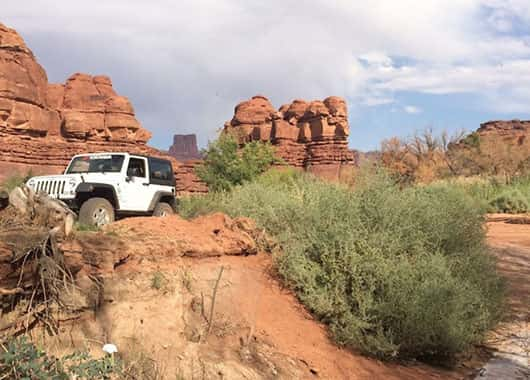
left=3, top=1, right=530, bottom=151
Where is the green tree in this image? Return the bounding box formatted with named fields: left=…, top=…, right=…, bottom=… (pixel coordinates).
left=196, top=133, right=278, bottom=191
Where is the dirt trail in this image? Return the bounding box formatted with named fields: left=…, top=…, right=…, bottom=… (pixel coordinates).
left=479, top=216, right=530, bottom=379
left=186, top=254, right=456, bottom=380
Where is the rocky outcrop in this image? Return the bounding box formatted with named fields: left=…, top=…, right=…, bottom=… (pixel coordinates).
left=168, top=134, right=201, bottom=160
left=0, top=24, right=60, bottom=137
left=0, top=24, right=150, bottom=143
left=0, top=23, right=205, bottom=193
left=51, top=73, right=150, bottom=143
left=448, top=120, right=530, bottom=176
left=224, top=95, right=355, bottom=180
left=478, top=120, right=530, bottom=138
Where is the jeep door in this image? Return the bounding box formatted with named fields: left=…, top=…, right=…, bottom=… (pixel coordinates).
left=120, top=156, right=157, bottom=211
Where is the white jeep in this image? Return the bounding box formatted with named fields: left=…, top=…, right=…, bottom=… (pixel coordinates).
left=26, top=152, right=177, bottom=227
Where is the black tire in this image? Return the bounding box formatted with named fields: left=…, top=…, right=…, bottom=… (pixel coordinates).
left=78, top=197, right=115, bottom=227
left=153, top=202, right=174, bottom=217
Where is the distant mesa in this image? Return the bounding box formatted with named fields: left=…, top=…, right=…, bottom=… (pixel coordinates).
left=168, top=134, right=201, bottom=161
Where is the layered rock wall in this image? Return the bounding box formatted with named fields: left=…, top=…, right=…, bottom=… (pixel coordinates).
left=0, top=23, right=206, bottom=193
left=224, top=95, right=355, bottom=180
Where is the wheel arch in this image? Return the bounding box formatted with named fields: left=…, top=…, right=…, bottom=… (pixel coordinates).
left=75, top=183, right=120, bottom=210
left=148, top=191, right=176, bottom=212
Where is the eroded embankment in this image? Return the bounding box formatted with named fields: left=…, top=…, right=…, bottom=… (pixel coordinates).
left=1, top=205, right=462, bottom=379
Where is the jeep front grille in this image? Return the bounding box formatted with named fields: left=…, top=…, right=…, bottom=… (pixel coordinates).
left=35, top=180, right=67, bottom=198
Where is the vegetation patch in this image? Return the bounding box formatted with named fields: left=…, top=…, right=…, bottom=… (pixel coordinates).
left=196, top=133, right=279, bottom=191
left=0, top=171, right=33, bottom=193
left=179, top=168, right=504, bottom=361
left=0, top=336, right=117, bottom=379
left=432, top=176, right=530, bottom=214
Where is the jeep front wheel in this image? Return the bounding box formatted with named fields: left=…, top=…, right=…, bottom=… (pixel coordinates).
left=153, top=202, right=174, bottom=217
left=79, top=198, right=115, bottom=227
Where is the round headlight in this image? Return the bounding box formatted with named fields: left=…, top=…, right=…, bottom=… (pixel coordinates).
left=27, top=179, right=35, bottom=187
left=68, top=178, right=77, bottom=187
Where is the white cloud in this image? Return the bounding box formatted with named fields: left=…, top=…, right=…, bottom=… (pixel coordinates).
left=404, top=106, right=422, bottom=114
left=1, top=0, right=530, bottom=147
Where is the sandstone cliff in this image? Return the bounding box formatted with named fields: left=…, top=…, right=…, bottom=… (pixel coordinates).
left=448, top=120, right=530, bottom=176
left=0, top=23, right=206, bottom=193
left=224, top=95, right=355, bottom=180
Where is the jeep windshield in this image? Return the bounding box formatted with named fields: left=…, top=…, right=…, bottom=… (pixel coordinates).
left=66, top=154, right=125, bottom=174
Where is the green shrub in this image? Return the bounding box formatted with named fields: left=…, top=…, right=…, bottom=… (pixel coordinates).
left=75, top=223, right=100, bottom=232
left=195, top=134, right=278, bottom=191
left=433, top=175, right=530, bottom=214
left=488, top=189, right=529, bottom=213
left=0, top=336, right=117, bottom=379
left=179, top=168, right=504, bottom=361
left=0, top=171, right=33, bottom=192
left=151, top=271, right=167, bottom=290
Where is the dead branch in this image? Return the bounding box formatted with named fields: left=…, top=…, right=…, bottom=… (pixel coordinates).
left=203, top=266, right=224, bottom=341
left=0, top=288, right=23, bottom=296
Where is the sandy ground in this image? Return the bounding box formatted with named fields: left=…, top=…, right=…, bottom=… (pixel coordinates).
left=477, top=216, right=530, bottom=379
left=6, top=213, right=528, bottom=379
left=183, top=254, right=458, bottom=380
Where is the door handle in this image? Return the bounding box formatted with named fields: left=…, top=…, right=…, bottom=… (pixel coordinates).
left=143, top=183, right=149, bottom=186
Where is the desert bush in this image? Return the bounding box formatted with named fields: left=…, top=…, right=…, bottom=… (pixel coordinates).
left=151, top=271, right=167, bottom=290
left=380, top=129, right=465, bottom=184
left=196, top=133, right=278, bottom=191
left=179, top=168, right=504, bottom=361
left=75, top=222, right=100, bottom=232
left=0, top=336, right=117, bottom=379
left=488, top=189, right=529, bottom=213
left=433, top=175, right=530, bottom=214
left=0, top=171, right=33, bottom=192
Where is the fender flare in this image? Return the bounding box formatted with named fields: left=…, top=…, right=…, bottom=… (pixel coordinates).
left=75, top=183, right=120, bottom=209
left=148, top=191, right=176, bottom=212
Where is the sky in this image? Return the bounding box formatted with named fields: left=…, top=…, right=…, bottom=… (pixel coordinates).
left=3, top=0, right=530, bottom=151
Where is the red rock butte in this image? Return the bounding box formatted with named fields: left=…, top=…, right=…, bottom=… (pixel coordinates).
left=168, top=134, right=201, bottom=161
left=0, top=23, right=206, bottom=193
left=224, top=95, right=356, bottom=180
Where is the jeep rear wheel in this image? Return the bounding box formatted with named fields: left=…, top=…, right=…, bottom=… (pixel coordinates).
left=153, top=202, right=174, bottom=217
left=79, top=198, right=115, bottom=227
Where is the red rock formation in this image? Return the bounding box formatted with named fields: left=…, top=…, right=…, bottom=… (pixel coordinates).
left=168, top=134, right=201, bottom=160
left=0, top=23, right=205, bottom=194
left=224, top=95, right=355, bottom=180
left=0, top=24, right=60, bottom=137
left=447, top=120, right=530, bottom=176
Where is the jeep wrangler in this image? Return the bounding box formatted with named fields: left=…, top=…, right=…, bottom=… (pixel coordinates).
left=26, top=153, right=177, bottom=227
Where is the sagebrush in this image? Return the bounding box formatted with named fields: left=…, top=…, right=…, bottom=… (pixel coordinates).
left=179, top=168, right=504, bottom=361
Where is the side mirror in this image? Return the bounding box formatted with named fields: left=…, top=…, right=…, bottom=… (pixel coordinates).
left=125, top=176, right=132, bottom=183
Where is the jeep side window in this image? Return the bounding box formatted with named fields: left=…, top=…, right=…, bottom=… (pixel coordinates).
left=127, top=158, right=146, bottom=178
left=150, top=160, right=171, bottom=181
